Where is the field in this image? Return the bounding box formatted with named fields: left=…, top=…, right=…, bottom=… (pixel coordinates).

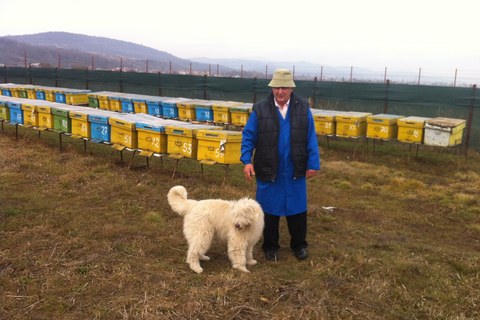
left=1, top=124, right=480, bottom=319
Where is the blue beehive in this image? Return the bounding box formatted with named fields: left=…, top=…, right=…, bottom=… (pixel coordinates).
left=89, top=113, right=111, bottom=143
left=54, top=91, right=66, bottom=103
left=8, top=101, right=24, bottom=125
left=120, top=95, right=135, bottom=113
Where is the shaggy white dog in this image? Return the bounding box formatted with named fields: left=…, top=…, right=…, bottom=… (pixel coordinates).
left=167, top=185, right=264, bottom=273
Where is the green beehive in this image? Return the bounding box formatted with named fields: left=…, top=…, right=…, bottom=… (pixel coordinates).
left=52, top=107, right=72, bottom=133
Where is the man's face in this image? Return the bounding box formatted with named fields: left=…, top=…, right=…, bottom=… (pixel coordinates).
left=272, top=87, right=293, bottom=106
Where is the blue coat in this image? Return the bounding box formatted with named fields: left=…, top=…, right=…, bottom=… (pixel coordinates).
left=241, top=104, right=320, bottom=216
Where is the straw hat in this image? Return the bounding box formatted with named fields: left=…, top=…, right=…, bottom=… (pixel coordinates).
left=268, top=69, right=296, bottom=88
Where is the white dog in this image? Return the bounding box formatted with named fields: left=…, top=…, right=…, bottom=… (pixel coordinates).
left=167, top=186, right=264, bottom=273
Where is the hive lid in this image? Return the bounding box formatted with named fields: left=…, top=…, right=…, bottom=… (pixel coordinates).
left=425, top=117, right=466, bottom=128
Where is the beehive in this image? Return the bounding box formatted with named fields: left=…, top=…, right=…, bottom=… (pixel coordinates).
left=230, top=103, right=253, bottom=126
left=88, top=110, right=116, bottom=143
left=36, top=104, right=56, bottom=130
left=35, top=87, right=46, bottom=100
left=8, top=100, right=24, bottom=124
left=44, top=88, right=56, bottom=102
left=196, top=129, right=242, bottom=164
left=135, top=118, right=182, bottom=154
left=25, top=87, right=38, bottom=99
left=16, top=86, right=28, bottom=99
left=166, top=123, right=222, bottom=159
left=0, top=99, right=11, bottom=121
left=335, top=112, right=372, bottom=137
left=108, top=94, right=124, bottom=112
left=212, top=101, right=243, bottom=124
left=52, top=107, right=72, bottom=133
left=21, top=103, right=39, bottom=127
left=424, top=117, right=466, bottom=147
left=70, top=90, right=90, bottom=105
left=120, top=95, right=135, bottom=113
left=311, top=109, right=342, bottom=135
left=397, top=116, right=432, bottom=144
left=366, top=114, right=405, bottom=140
left=70, top=110, right=92, bottom=139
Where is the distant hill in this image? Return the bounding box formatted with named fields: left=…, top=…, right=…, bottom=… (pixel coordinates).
left=0, top=32, right=235, bottom=74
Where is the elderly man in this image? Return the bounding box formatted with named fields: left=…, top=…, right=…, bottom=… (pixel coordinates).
left=241, top=69, right=320, bottom=261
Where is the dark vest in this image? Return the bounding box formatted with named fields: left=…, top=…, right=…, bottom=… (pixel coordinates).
left=253, top=92, right=309, bottom=181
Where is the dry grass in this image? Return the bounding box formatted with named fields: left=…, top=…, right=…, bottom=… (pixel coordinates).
left=1, top=126, right=480, bottom=319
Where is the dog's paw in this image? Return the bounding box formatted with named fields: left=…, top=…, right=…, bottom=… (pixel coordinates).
left=247, top=259, right=257, bottom=266
left=233, top=265, right=250, bottom=273
left=190, top=266, right=204, bottom=273
left=199, top=254, right=210, bottom=261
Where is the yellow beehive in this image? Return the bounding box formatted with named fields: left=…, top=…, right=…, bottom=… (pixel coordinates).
left=166, top=124, right=222, bottom=159
left=109, top=115, right=139, bottom=149
left=65, top=90, right=90, bottom=105
left=424, top=117, right=466, bottom=147
left=21, top=103, right=39, bottom=127
left=135, top=118, right=172, bottom=154
left=26, top=87, right=37, bottom=99
left=366, top=114, right=405, bottom=140
left=44, top=88, right=56, bottom=102
left=335, top=112, right=372, bottom=137
left=108, top=95, right=124, bottom=112
left=70, top=110, right=91, bottom=139
left=397, top=116, right=432, bottom=144
left=36, top=105, right=55, bottom=130
left=212, top=101, right=243, bottom=124
left=311, top=110, right=342, bottom=135
left=230, top=103, right=253, bottom=126
left=196, top=130, right=243, bottom=164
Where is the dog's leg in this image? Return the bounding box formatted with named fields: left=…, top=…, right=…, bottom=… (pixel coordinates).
left=185, top=234, right=213, bottom=273
left=228, top=243, right=249, bottom=273
left=186, top=246, right=204, bottom=273
left=246, top=242, right=257, bottom=266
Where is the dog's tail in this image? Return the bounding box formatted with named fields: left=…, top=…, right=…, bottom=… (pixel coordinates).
left=167, top=185, right=190, bottom=216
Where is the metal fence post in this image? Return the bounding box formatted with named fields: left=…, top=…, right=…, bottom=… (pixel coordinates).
left=465, top=84, right=477, bottom=157
left=384, top=79, right=390, bottom=113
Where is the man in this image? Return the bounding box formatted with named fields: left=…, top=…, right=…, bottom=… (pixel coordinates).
left=241, top=69, right=320, bottom=261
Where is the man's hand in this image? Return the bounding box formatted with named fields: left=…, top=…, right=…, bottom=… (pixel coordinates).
left=306, top=170, right=317, bottom=179
left=244, top=164, right=255, bottom=181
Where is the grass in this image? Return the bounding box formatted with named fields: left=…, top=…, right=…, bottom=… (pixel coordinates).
left=1, top=125, right=480, bottom=319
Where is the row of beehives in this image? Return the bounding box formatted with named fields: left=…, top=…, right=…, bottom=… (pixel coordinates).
left=310, top=110, right=466, bottom=147
left=0, top=96, right=242, bottom=164
left=1, top=83, right=467, bottom=148
left=0, top=83, right=253, bottom=127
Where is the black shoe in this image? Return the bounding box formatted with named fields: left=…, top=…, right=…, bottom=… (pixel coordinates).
left=294, top=248, right=307, bottom=260
left=265, top=250, right=278, bottom=261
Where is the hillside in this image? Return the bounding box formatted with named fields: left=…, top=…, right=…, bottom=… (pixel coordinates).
left=0, top=32, right=233, bottom=74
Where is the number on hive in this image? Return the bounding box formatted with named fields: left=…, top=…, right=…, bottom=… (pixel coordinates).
left=183, top=143, right=192, bottom=154
left=215, top=148, right=224, bottom=158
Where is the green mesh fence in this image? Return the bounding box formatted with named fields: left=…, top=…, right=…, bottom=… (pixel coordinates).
left=2, top=67, right=478, bottom=150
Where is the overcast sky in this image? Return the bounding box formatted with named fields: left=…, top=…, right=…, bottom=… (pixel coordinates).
left=1, top=0, right=479, bottom=77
